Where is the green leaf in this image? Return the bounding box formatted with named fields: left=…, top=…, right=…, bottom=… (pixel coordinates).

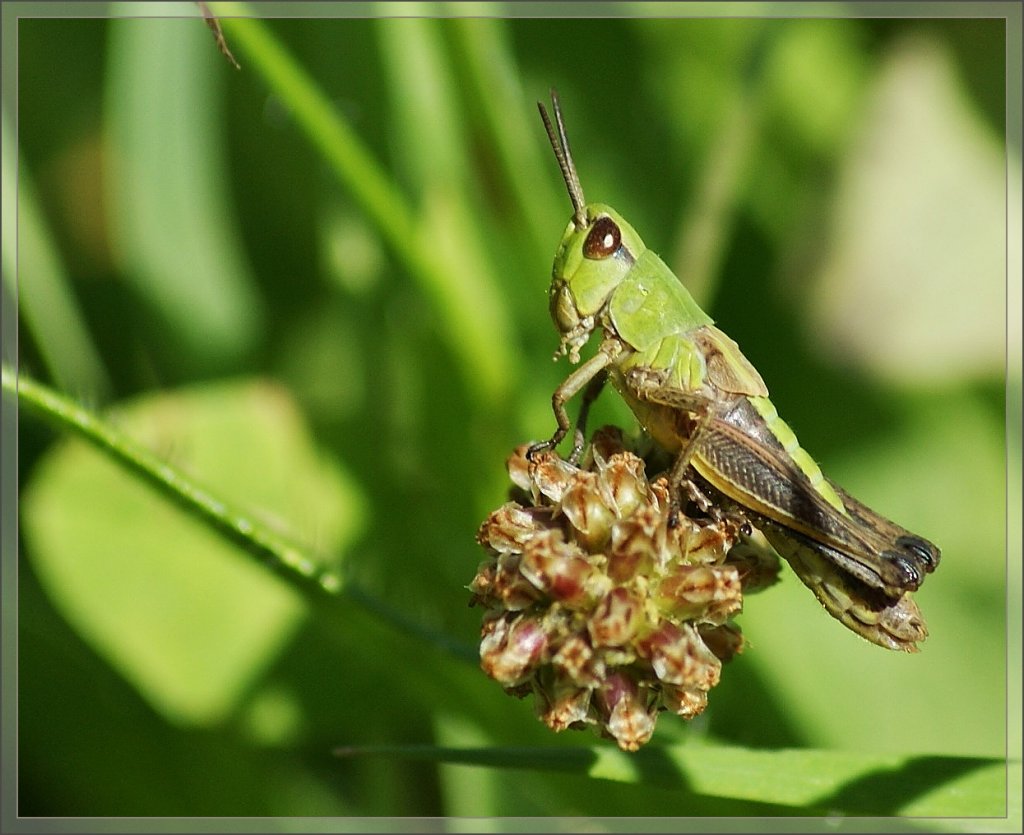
left=4, top=113, right=110, bottom=396
left=20, top=378, right=366, bottom=725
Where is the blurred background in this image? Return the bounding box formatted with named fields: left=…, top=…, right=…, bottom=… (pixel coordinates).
left=8, top=7, right=1015, bottom=819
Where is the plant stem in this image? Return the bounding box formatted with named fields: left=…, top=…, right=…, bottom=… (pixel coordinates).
left=5, top=363, right=342, bottom=598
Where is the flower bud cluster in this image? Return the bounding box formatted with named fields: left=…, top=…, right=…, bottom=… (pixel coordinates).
left=470, top=427, right=779, bottom=750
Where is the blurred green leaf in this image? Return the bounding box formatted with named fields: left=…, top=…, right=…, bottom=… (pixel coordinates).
left=448, top=14, right=565, bottom=264
left=809, top=34, right=1007, bottom=386
left=765, top=20, right=870, bottom=157
left=5, top=112, right=110, bottom=396
left=21, top=378, right=365, bottom=724
left=217, top=12, right=516, bottom=407
left=105, top=18, right=264, bottom=368
left=377, top=17, right=517, bottom=401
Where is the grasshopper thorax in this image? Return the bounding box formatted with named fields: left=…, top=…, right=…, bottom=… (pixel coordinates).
left=549, top=204, right=647, bottom=362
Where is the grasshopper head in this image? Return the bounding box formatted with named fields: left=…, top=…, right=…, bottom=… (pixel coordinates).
left=549, top=204, right=646, bottom=362
left=539, top=91, right=646, bottom=363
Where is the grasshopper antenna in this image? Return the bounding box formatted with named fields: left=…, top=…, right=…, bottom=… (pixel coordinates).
left=538, top=89, right=587, bottom=229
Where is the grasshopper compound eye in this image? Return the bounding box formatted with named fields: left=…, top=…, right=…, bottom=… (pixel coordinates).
left=583, top=216, right=621, bottom=259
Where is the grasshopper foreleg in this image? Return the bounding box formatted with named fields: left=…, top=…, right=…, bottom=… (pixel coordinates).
left=528, top=341, right=620, bottom=463
left=570, top=369, right=609, bottom=463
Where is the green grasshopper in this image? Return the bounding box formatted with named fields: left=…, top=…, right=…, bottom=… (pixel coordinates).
left=528, top=91, right=939, bottom=650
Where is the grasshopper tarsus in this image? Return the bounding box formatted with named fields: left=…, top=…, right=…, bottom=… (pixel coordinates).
left=527, top=430, right=586, bottom=466
left=526, top=438, right=556, bottom=462
left=680, top=476, right=714, bottom=514
left=568, top=431, right=586, bottom=465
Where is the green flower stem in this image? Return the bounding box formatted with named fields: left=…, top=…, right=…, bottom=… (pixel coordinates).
left=6, top=363, right=340, bottom=598
left=5, top=364, right=476, bottom=662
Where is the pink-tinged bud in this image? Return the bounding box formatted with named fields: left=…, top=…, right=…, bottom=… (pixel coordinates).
left=656, top=565, right=743, bottom=624
left=476, top=502, right=542, bottom=554
left=607, top=507, right=660, bottom=581
left=496, top=560, right=545, bottom=612
left=507, top=445, right=535, bottom=493
left=532, top=454, right=580, bottom=504
left=636, top=621, right=685, bottom=683
left=596, top=453, right=650, bottom=520
left=551, top=634, right=602, bottom=687
left=595, top=670, right=637, bottom=714
left=479, top=613, right=548, bottom=687
left=588, top=588, right=644, bottom=648
left=518, top=531, right=593, bottom=606
left=468, top=560, right=496, bottom=600
left=596, top=673, right=656, bottom=751
left=638, top=622, right=721, bottom=689
left=686, top=523, right=734, bottom=563
left=657, top=565, right=718, bottom=608
left=703, top=566, right=744, bottom=624
left=468, top=553, right=541, bottom=611
left=560, top=473, right=616, bottom=550
left=605, top=547, right=643, bottom=585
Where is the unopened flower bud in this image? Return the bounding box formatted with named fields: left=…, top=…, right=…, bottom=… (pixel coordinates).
left=595, top=672, right=656, bottom=751
left=479, top=612, right=548, bottom=686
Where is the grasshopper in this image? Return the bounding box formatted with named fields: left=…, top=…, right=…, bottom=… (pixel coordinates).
left=528, top=91, right=939, bottom=650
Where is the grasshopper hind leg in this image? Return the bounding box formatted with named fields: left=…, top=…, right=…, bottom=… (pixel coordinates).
left=679, top=475, right=753, bottom=537
left=622, top=366, right=718, bottom=526
left=664, top=405, right=713, bottom=526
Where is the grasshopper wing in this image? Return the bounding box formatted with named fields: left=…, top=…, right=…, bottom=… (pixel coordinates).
left=826, top=479, right=941, bottom=573
left=692, top=414, right=933, bottom=597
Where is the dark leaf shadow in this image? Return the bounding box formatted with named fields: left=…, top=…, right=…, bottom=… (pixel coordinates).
left=811, top=754, right=1005, bottom=816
